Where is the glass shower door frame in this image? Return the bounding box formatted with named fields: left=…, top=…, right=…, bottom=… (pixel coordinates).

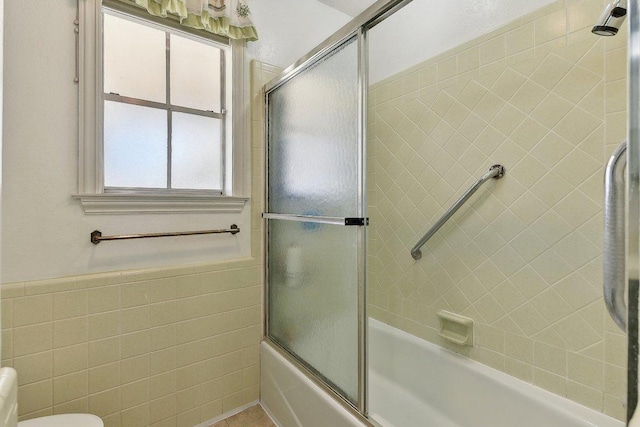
left=627, top=0, right=640, bottom=424
left=262, top=29, right=369, bottom=415
left=262, top=0, right=416, bottom=421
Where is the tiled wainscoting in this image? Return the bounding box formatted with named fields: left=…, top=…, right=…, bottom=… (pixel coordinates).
left=367, top=0, right=626, bottom=420
left=1, top=260, right=262, bottom=426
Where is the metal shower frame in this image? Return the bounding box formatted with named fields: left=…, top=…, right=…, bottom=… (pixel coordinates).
left=262, top=0, right=418, bottom=422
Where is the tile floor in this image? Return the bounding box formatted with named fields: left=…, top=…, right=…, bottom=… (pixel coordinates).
left=209, top=404, right=276, bottom=427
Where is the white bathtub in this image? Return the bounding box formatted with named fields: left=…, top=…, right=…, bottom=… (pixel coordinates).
left=368, top=318, right=623, bottom=427
left=261, top=319, right=625, bottom=427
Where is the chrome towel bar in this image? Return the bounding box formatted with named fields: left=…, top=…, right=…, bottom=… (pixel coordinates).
left=90, top=225, right=240, bottom=244
left=410, top=165, right=505, bottom=260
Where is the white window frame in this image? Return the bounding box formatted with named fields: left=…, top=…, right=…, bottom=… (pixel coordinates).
left=75, top=0, right=249, bottom=214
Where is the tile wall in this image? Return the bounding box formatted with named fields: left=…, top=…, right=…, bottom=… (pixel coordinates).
left=0, top=61, right=280, bottom=427
left=367, top=0, right=627, bottom=420
left=1, top=262, right=261, bottom=427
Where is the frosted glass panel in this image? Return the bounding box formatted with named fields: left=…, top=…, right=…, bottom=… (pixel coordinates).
left=104, top=101, right=167, bottom=188
left=268, top=220, right=359, bottom=402
left=268, top=38, right=359, bottom=217
left=171, top=113, right=222, bottom=190
left=171, top=34, right=222, bottom=112
left=103, top=13, right=166, bottom=103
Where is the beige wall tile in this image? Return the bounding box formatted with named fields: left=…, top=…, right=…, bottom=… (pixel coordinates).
left=53, top=317, right=88, bottom=348
left=53, top=344, right=88, bottom=376
left=150, top=394, right=176, bottom=425
left=121, top=330, right=150, bottom=360
left=177, top=408, right=200, bottom=427
left=604, top=392, right=626, bottom=420
left=14, top=351, right=53, bottom=385
left=53, top=290, right=88, bottom=320
left=101, top=412, right=121, bottom=427
left=222, top=391, right=243, bottom=413
left=149, top=279, right=176, bottom=304
left=54, top=397, right=88, bottom=415
left=568, top=353, right=603, bottom=389
left=121, top=403, right=149, bottom=427
left=121, top=282, right=150, bottom=309
left=88, top=286, right=120, bottom=314
left=200, top=399, right=222, bottom=422
left=18, top=380, right=53, bottom=415
left=89, top=362, right=121, bottom=394
left=2, top=300, right=13, bottom=330
left=121, top=307, right=149, bottom=334
left=2, top=283, right=25, bottom=299
left=505, top=357, right=534, bottom=382
left=437, top=56, right=458, bottom=81
left=53, top=371, right=88, bottom=405
left=176, top=385, right=203, bottom=414
left=506, top=23, right=534, bottom=56
left=121, top=379, right=150, bottom=410
left=13, top=323, right=53, bottom=357
left=480, top=36, right=506, bottom=66
left=150, top=302, right=177, bottom=328
left=14, top=295, right=52, bottom=327
left=567, top=380, right=603, bottom=411
left=89, top=337, right=120, bottom=368
left=2, top=329, right=13, bottom=361
left=150, top=371, right=176, bottom=400
left=121, top=355, right=149, bottom=385
left=89, top=387, right=121, bottom=418
left=605, top=48, right=626, bottom=81
left=88, top=312, right=120, bottom=341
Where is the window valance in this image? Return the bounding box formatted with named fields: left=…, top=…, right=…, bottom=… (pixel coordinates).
left=114, top=0, right=258, bottom=41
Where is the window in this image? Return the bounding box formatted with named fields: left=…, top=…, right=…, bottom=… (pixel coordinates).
left=76, top=1, right=248, bottom=214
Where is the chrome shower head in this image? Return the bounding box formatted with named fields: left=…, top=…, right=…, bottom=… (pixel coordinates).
left=592, top=0, right=627, bottom=36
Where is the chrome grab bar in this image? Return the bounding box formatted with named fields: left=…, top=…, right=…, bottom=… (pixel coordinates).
left=604, top=140, right=627, bottom=332
left=411, top=165, right=505, bottom=260
left=90, top=225, right=240, bottom=244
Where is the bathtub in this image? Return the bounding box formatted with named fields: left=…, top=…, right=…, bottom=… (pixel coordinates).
left=261, top=319, right=624, bottom=427
left=368, top=318, right=623, bottom=427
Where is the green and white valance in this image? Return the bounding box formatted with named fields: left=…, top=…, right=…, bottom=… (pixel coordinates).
left=119, top=0, right=258, bottom=41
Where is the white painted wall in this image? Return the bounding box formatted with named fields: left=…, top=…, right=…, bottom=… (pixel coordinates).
left=316, top=0, right=378, bottom=18
left=247, top=0, right=351, bottom=69
left=369, top=0, right=558, bottom=83
left=1, top=0, right=352, bottom=283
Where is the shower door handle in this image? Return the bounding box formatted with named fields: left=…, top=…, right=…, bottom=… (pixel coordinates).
left=604, top=140, right=627, bottom=332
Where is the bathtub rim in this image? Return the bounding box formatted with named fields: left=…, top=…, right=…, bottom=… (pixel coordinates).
left=262, top=336, right=378, bottom=427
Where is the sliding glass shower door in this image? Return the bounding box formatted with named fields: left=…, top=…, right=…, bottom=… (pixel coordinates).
left=264, top=34, right=367, bottom=407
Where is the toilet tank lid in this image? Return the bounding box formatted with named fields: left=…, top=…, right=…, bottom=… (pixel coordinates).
left=18, top=414, right=103, bottom=427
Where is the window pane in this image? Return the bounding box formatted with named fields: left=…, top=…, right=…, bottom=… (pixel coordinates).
left=171, top=113, right=222, bottom=190
left=170, top=34, right=222, bottom=112
left=104, top=101, right=167, bottom=188
left=104, top=13, right=166, bottom=103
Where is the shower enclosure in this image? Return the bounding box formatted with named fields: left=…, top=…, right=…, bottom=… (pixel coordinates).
left=263, top=0, right=639, bottom=425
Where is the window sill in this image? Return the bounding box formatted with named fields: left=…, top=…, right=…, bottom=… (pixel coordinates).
left=73, top=193, right=249, bottom=215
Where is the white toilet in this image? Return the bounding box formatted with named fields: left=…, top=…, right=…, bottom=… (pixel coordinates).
left=0, top=368, right=103, bottom=427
